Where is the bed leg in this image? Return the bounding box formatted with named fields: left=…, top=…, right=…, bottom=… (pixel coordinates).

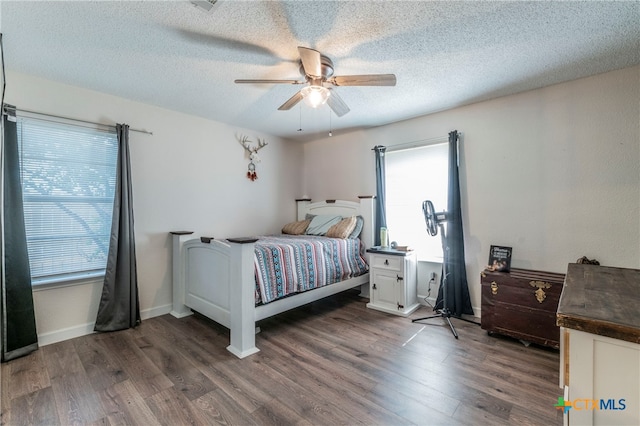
left=226, top=241, right=260, bottom=358
left=170, top=232, right=195, bottom=318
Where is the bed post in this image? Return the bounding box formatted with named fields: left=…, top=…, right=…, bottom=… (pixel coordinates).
left=358, top=196, right=376, bottom=251
left=170, top=231, right=194, bottom=318
left=296, top=198, right=312, bottom=220
left=226, top=239, right=260, bottom=358
left=358, top=196, right=375, bottom=298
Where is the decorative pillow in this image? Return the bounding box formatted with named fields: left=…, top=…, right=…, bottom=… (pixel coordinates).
left=305, top=214, right=343, bottom=235
left=326, top=216, right=358, bottom=239
left=348, top=215, right=364, bottom=239
left=282, top=219, right=311, bottom=235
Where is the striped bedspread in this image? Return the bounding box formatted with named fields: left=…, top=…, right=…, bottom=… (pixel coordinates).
left=254, top=235, right=369, bottom=305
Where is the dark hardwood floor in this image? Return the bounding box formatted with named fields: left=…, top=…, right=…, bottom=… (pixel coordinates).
left=1, top=290, right=564, bottom=425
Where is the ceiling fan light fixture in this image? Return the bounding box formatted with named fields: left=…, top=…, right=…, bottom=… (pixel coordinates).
left=301, top=85, right=330, bottom=108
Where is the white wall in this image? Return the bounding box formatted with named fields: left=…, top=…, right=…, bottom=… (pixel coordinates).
left=5, top=65, right=638, bottom=339
left=303, top=65, right=640, bottom=315
left=5, top=71, right=304, bottom=344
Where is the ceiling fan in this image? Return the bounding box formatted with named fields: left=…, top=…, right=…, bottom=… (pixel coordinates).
left=234, top=46, right=396, bottom=117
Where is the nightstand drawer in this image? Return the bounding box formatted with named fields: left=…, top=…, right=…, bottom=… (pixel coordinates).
left=370, top=255, right=402, bottom=271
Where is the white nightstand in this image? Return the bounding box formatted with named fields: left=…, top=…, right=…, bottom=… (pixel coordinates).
left=366, top=249, right=419, bottom=317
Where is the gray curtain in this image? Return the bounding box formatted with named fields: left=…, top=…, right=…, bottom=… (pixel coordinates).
left=435, top=130, right=474, bottom=316
left=373, top=145, right=387, bottom=246
left=2, top=104, right=38, bottom=361
left=95, top=124, right=140, bottom=331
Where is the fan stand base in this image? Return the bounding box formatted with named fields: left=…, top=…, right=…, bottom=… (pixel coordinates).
left=412, top=309, right=479, bottom=339
left=415, top=200, right=478, bottom=339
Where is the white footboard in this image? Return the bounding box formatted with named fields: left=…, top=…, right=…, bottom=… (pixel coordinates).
left=171, top=234, right=259, bottom=358
left=170, top=196, right=376, bottom=359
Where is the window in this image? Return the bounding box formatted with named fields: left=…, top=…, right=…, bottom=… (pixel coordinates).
left=385, top=143, right=448, bottom=261
left=16, top=115, right=118, bottom=285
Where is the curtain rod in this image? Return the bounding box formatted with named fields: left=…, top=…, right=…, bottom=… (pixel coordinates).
left=385, top=133, right=462, bottom=153
left=7, top=106, right=153, bottom=136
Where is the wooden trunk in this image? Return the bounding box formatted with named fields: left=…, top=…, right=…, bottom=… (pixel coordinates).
left=481, top=268, right=565, bottom=349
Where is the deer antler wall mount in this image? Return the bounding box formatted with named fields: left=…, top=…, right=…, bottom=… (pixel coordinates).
left=237, top=134, right=268, bottom=181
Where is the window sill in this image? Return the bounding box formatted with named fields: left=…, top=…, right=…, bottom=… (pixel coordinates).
left=417, top=255, right=443, bottom=264
left=32, top=271, right=105, bottom=291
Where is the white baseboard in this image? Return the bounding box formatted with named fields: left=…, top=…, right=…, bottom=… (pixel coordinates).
left=38, top=322, right=96, bottom=346
left=141, top=303, right=172, bottom=320
left=417, top=294, right=438, bottom=308
left=38, top=303, right=173, bottom=347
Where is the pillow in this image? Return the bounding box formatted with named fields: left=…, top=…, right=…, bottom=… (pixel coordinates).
left=348, top=215, right=364, bottom=239
left=305, top=214, right=342, bottom=235
left=282, top=219, right=311, bottom=235
left=326, top=216, right=358, bottom=239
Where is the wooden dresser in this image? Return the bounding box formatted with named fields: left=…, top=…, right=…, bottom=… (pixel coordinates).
left=557, top=264, right=639, bottom=426
left=481, top=268, right=565, bottom=349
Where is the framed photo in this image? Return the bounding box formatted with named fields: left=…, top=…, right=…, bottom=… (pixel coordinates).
left=487, top=245, right=512, bottom=272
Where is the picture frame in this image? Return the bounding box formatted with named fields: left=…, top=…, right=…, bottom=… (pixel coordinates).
left=487, top=245, right=512, bottom=272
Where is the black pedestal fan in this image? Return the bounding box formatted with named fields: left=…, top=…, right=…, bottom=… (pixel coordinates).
left=411, top=200, right=476, bottom=338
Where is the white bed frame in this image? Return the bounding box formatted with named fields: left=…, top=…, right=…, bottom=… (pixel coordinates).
left=170, top=197, right=375, bottom=359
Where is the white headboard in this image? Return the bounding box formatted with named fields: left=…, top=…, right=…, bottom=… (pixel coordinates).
left=296, top=197, right=375, bottom=250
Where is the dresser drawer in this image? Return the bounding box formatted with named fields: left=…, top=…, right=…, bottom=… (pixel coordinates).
left=492, top=303, right=560, bottom=347
left=370, top=255, right=402, bottom=271
left=483, top=276, right=562, bottom=310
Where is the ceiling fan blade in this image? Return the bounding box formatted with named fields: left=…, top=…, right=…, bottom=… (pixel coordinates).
left=298, top=46, right=322, bottom=78
left=175, top=29, right=284, bottom=63
left=235, top=79, right=304, bottom=84
left=326, top=89, right=350, bottom=117
left=278, top=91, right=304, bottom=111
left=329, top=74, right=397, bottom=87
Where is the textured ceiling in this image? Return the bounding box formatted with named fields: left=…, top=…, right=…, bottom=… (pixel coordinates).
left=1, top=1, right=639, bottom=142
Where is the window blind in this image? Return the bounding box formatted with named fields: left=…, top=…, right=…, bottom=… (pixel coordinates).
left=16, top=116, right=118, bottom=283
left=385, top=142, right=449, bottom=261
